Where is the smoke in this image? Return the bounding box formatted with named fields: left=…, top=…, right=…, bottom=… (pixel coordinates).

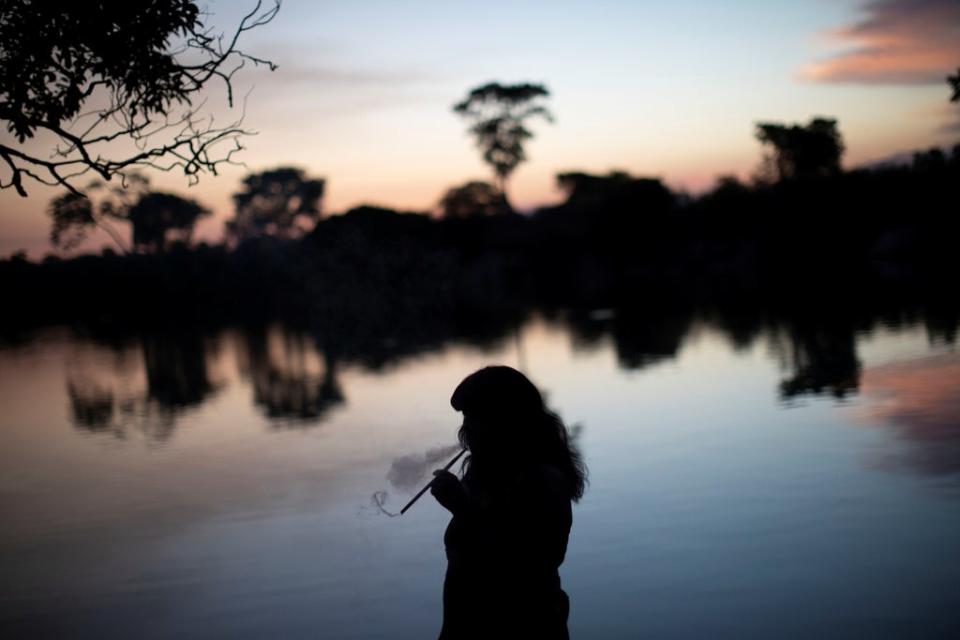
left=367, top=490, right=400, bottom=517
left=364, top=443, right=462, bottom=517
left=386, top=444, right=462, bottom=491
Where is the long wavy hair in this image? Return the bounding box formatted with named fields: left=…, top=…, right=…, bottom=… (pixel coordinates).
left=451, top=366, right=587, bottom=502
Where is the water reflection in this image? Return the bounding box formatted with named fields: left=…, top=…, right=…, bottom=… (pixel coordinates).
left=3, top=305, right=960, bottom=639
left=56, top=303, right=958, bottom=441
left=142, top=332, right=218, bottom=410
left=860, top=353, right=960, bottom=477
left=67, top=380, right=115, bottom=431
left=566, top=305, right=692, bottom=369
left=771, top=318, right=860, bottom=400
left=238, top=326, right=345, bottom=424
left=65, top=331, right=221, bottom=442
left=566, top=303, right=870, bottom=399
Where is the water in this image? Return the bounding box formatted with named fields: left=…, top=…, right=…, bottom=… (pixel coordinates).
left=1, top=315, right=959, bottom=638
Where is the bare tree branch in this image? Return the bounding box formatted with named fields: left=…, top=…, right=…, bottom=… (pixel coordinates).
left=0, top=1, right=280, bottom=197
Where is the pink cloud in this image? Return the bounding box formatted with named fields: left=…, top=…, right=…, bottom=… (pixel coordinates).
left=803, top=0, right=960, bottom=84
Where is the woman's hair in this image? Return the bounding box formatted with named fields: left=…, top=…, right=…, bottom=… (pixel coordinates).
left=451, top=366, right=587, bottom=502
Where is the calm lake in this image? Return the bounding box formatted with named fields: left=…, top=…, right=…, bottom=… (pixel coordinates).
left=1, top=312, right=959, bottom=638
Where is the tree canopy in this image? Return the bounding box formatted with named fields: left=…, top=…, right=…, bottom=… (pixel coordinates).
left=755, top=118, right=844, bottom=182
left=127, top=192, right=210, bottom=252
left=228, top=167, right=326, bottom=241
left=950, top=68, right=960, bottom=102
left=553, top=171, right=676, bottom=222
left=453, top=82, right=552, bottom=204
left=439, top=181, right=510, bottom=219
left=48, top=175, right=209, bottom=253
left=557, top=171, right=671, bottom=207
left=0, top=0, right=278, bottom=197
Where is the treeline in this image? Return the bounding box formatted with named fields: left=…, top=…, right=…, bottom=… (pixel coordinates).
left=2, top=140, right=958, bottom=335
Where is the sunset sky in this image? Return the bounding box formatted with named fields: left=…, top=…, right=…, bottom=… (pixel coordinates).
left=2, top=0, right=958, bottom=256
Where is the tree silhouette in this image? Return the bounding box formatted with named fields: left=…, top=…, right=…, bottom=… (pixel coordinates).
left=127, top=192, right=210, bottom=252
left=950, top=68, right=960, bottom=102
left=48, top=175, right=148, bottom=252
left=755, top=117, right=844, bottom=182
left=0, top=1, right=278, bottom=197
left=556, top=171, right=674, bottom=210
left=227, top=167, right=326, bottom=241
left=439, top=180, right=511, bottom=218
left=453, top=82, right=553, bottom=207
left=48, top=174, right=209, bottom=253
left=49, top=192, right=121, bottom=253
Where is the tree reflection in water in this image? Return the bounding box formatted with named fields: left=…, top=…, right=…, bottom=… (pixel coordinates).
left=771, top=319, right=861, bottom=400
left=66, top=331, right=221, bottom=442
left=238, top=325, right=344, bottom=425
left=61, top=300, right=957, bottom=446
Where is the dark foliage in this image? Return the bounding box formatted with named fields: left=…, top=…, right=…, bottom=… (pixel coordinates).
left=128, top=192, right=210, bottom=252
left=5, top=97, right=960, bottom=413
left=48, top=174, right=209, bottom=253
left=453, top=82, right=552, bottom=204
left=228, top=167, right=326, bottom=241
left=440, top=181, right=511, bottom=219
left=755, top=117, right=844, bottom=181
left=6, top=147, right=958, bottom=358
left=0, top=0, right=278, bottom=196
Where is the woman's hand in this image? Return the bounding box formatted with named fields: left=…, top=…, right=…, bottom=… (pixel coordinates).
left=430, top=470, right=466, bottom=514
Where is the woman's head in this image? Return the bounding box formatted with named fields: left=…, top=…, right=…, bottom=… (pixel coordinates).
left=451, top=365, right=543, bottom=445
left=451, top=366, right=587, bottom=501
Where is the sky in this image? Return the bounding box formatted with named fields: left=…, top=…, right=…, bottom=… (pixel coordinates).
left=2, top=0, right=959, bottom=257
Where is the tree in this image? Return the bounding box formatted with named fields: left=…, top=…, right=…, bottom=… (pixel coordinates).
left=227, top=167, right=325, bottom=241
left=49, top=175, right=148, bottom=252
left=0, top=1, right=279, bottom=197
left=453, top=82, right=553, bottom=207
left=48, top=175, right=209, bottom=253
left=950, top=68, right=960, bottom=102
left=127, top=192, right=211, bottom=252
left=556, top=171, right=675, bottom=212
left=439, top=181, right=511, bottom=219
left=755, top=117, right=844, bottom=182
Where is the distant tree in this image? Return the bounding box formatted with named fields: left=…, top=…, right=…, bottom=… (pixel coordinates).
left=912, top=148, right=948, bottom=173
left=439, top=181, right=511, bottom=219
left=341, top=205, right=411, bottom=218
left=711, top=175, right=749, bottom=194
left=227, top=167, right=326, bottom=241
left=49, top=192, right=114, bottom=252
left=556, top=171, right=674, bottom=211
left=950, top=68, right=960, bottom=102
left=453, top=82, right=553, bottom=207
left=755, top=117, right=844, bottom=182
left=127, top=192, right=211, bottom=252
left=49, top=175, right=148, bottom=252
left=48, top=174, right=209, bottom=253
left=0, top=1, right=279, bottom=197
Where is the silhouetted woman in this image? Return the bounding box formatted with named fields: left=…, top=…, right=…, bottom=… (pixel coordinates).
left=431, top=366, right=586, bottom=639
